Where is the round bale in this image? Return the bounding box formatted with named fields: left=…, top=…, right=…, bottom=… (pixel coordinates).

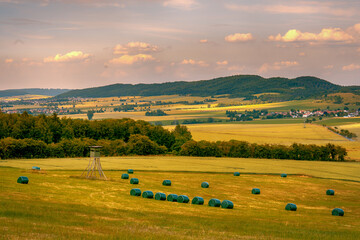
left=162, top=180, right=171, bottom=186
left=17, top=176, right=29, bottom=184
left=208, top=198, right=221, bottom=207
left=155, top=192, right=167, bottom=201
left=142, top=191, right=154, bottom=199
left=326, top=189, right=335, bottom=195
left=121, top=173, right=129, bottom=179
left=234, top=172, right=240, bottom=176
left=167, top=194, right=178, bottom=202
left=281, top=173, right=287, bottom=178
left=130, top=178, right=139, bottom=184
left=201, top=182, right=209, bottom=188
left=285, top=203, right=297, bottom=211
left=252, top=188, right=261, bottom=194
left=332, top=208, right=344, bottom=216
left=221, top=200, right=234, bottom=209
left=177, top=195, right=190, bottom=203
left=128, top=169, right=134, bottom=174
left=192, top=196, right=204, bottom=205
left=130, top=188, right=141, bottom=196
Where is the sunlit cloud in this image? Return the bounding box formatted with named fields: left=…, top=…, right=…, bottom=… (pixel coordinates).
left=181, top=59, right=208, bottom=67
left=225, top=33, right=253, bottom=42
left=5, top=59, right=14, bottom=63
left=44, top=51, right=91, bottom=63
left=109, top=54, right=155, bottom=65
left=259, top=61, right=299, bottom=73
left=216, top=60, right=228, bottom=66
left=163, top=0, right=199, bottom=10
left=324, top=65, right=334, bottom=69
left=269, top=28, right=353, bottom=43
left=199, top=39, right=208, bottom=43
left=299, top=52, right=306, bottom=56
left=342, top=64, right=360, bottom=71
left=113, top=42, right=159, bottom=55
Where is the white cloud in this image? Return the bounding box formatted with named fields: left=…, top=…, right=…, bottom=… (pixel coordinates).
left=259, top=61, right=299, bottom=73
left=181, top=59, right=208, bottom=67
left=225, top=33, right=253, bottom=42
left=342, top=64, right=360, bottom=71
left=113, top=42, right=159, bottom=55
left=109, top=54, right=155, bottom=65
left=44, top=51, right=91, bottom=63
left=216, top=60, right=228, bottom=66
left=163, top=0, right=199, bottom=10
left=269, top=28, right=353, bottom=43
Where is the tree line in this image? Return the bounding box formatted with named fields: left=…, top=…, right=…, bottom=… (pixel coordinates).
left=0, top=112, right=348, bottom=161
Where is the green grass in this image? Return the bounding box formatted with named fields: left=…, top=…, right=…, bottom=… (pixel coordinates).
left=317, top=117, right=360, bottom=126
left=1, top=164, right=359, bottom=239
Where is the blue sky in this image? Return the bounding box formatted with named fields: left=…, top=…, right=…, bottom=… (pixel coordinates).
left=0, top=0, right=359, bottom=89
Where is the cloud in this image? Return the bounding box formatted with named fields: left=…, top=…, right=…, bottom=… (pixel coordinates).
left=5, top=59, right=14, bottom=63
left=109, top=54, right=155, bottom=65
left=199, top=39, right=208, bottom=43
left=163, top=0, right=199, bottom=10
left=181, top=59, right=208, bottom=67
left=225, top=33, right=253, bottom=42
left=324, top=65, right=334, bottom=69
left=44, top=51, right=91, bottom=63
left=216, top=60, right=228, bottom=66
left=259, top=61, right=299, bottom=73
left=1, top=0, right=124, bottom=7
left=269, top=28, right=353, bottom=43
left=113, top=42, right=159, bottom=55
left=225, top=2, right=358, bottom=17
left=299, top=52, right=306, bottom=56
left=342, top=64, right=360, bottom=71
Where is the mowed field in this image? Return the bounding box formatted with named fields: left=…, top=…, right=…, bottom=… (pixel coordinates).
left=165, top=123, right=360, bottom=161
left=1, top=156, right=360, bottom=239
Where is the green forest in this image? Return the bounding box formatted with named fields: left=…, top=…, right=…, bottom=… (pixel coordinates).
left=0, top=112, right=347, bottom=161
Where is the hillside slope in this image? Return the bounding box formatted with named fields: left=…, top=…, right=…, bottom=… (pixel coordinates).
left=56, top=75, right=358, bottom=100
left=0, top=88, right=71, bottom=97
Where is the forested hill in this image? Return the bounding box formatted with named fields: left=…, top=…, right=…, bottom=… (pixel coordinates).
left=0, top=88, right=71, bottom=97
left=55, top=75, right=359, bottom=100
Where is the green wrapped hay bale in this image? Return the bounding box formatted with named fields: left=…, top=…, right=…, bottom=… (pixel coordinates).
left=221, top=200, right=234, bottom=209
left=177, top=195, right=190, bottom=203
left=32, top=166, right=40, bottom=170
left=234, top=172, right=240, bottom=176
left=285, top=203, right=297, bottom=211
left=201, top=182, right=209, bottom=188
left=281, top=173, right=287, bottom=178
left=191, top=196, right=204, bottom=205
left=142, top=191, right=154, bottom=199
left=162, top=180, right=171, bottom=186
left=332, top=208, right=344, bottom=216
left=17, top=176, right=29, bottom=184
left=130, top=188, right=141, bottom=196
left=130, top=178, right=139, bottom=184
left=326, top=189, right=335, bottom=195
left=128, top=169, right=134, bottom=174
left=252, top=188, right=260, bottom=194
left=155, top=192, right=166, bottom=201
left=208, top=198, right=221, bottom=207
left=121, top=173, right=129, bottom=179
left=167, top=194, right=178, bottom=202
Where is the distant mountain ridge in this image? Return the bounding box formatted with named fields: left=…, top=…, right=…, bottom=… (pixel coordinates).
left=0, top=88, right=71, bottom=97
left=56, top=75, right=359, bottom=100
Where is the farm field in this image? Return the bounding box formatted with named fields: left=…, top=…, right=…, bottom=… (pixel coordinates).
left=1, top=157, right=360, bottom=239
left=165, top=123, right=360, bottom=161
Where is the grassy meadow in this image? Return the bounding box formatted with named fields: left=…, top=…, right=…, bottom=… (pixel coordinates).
left=1, top=156, right=360, bottom=239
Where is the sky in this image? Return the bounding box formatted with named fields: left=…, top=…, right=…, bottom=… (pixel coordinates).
left=0, top=0, right=360, bottom=90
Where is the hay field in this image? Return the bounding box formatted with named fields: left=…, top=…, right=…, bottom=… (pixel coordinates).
left=0, top=159, right=359, bottom=239
left=165, top=123, right=360, bottom=160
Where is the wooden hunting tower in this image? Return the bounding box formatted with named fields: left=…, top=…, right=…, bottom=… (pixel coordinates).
left=81, top=146, right=107, bottom=180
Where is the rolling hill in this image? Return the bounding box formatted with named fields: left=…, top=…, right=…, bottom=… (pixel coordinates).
left=56, top=75, right=359, bottom=100
left=0, top=88, right=71, bottom=97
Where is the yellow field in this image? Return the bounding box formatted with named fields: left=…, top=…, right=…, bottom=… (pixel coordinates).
left=1, top=156, right=360, bottom=181
left=165, top=123, right=360, bottom=160
left=338, top=123, right=360, bottom=140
